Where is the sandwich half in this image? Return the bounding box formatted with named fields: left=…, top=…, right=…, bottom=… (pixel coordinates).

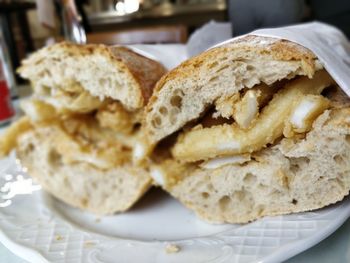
left=145, top=35, right=350, bottom=223
left=0, top=42, right=166, bottom=214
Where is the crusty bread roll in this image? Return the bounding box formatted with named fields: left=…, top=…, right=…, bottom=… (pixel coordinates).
left=145, top=35, right=322, bottom=144
left=1, top=42, right=166, bottom=214
left=168, top=108, right=350, bottom=223
left=17, top=124, right=151, bottom=214
left=18, top=42, right=166, bottom=111
left=145, top=35, right=350, bottom=223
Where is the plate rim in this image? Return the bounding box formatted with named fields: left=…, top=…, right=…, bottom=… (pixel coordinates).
left=1, top=152, right=350, bottom=263
left=1, top=194, right=350, bottom=263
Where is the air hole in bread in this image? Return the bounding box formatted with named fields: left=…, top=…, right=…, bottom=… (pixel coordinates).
left=290, top=164, right=300, bottom=173
left=333, top=154, right=345, bottom=165
left=151, top=119, right=157, bottom=128
left=218, top=195, right=231, bottom=210
left=208, top=61, right=218, bottom=68
left=246, top=65, right=254, bottom=71
left=345, top=135, right=350, bottom=145
left=173, top=89, right=181, bottom=95
left=132, top=123, right=141, bottom=133
left=38, top=85, right=51, bottom=96
left=169, top=108, right=181, bottom=125
left=207, top=183, right=214, bottom=191
left=159, top=106, right=168, bottom=116
left=256, top=205, right=265, bottom=216
left=99, top=78, right=107, bottom=86
left=63, top=177, right=71, bottom=188
left=43, top=69, right=52, bottom=77
left=201, top=192, right=210, bottom=199
left=208, top=76, right=218, bottom=82
left=270, top=189, right=283, bottom=198
left=170, top=95, right=183, bottom=108
left=292, top=199, right=298, bottom=205
left=24, top=143, right=35, bottom=154
left=336, top=178, right=345, bottom=189
left=243, top=173, right=256, bottom=184
left=257, top=183, right=268, bottom=192
left=80, top=197, right=88, bottom=207
left=170, top=107, right=180, bottom=116
left=48, top=149, right=62, bottom=166
left=216, top=65, right=229, bottom=73
left=233, top=190, right=246, bottom=202
left=290, top=157, right=310, bottom=173
left=169, top=115, right=176, bottom=125
left=91, top=181, right=97, bottom=189
left=154, top=116, right=162, bottom=126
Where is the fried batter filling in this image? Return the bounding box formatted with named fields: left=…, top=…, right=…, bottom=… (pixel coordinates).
left=3, top=87, right=146, bottom=169
left=32, top=79, right=103, bottom=113
left=171, top=70, right=336, bottom=165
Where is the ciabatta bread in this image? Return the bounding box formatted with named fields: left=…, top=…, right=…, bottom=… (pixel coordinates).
left=167, top=108, right=350, bottom=223
left=1, top=42, right=166, bottom=214
left=17, top=124, right=151, bottom=214
left=144, top=35, right=350, bottom=223
left=18, top=42, right=166, bottom=111
left=145, top=35, right=322, bottom=144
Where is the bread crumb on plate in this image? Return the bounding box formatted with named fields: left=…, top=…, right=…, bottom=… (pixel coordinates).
left=165, top=243, right=180, bottom=253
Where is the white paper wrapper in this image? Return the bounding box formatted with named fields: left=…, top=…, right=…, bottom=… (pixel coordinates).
left=186, top=21, right=232, bottom=57
left=127, top=22, right=350, bottom=99
left=216, top=22, right=350, bottom=97
left=128, top=44, right=188, bottom=70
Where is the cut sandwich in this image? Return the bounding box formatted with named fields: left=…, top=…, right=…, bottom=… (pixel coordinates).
left=145, top=35, right=350, bottom=223
left=0, top=42, right=166, bottom=214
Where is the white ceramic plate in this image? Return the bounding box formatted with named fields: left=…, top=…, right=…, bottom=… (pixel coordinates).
left=0, top=153, right=350, bottom=263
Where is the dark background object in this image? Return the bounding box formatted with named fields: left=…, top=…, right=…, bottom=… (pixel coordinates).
left=309, top=0, right=350, bottom=38
left=0, top=1, right=36, bottom=83
left=228, top=0, right=305, bottom=37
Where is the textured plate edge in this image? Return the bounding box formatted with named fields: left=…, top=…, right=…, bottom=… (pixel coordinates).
left=1, top=200, right=350, bottom=263
left=0, top=228, right=49, bottom=263
left=261, top=198, right=350, bottom=263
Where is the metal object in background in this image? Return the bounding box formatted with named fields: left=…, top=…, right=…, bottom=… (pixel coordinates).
left=0, top=25, right=15, bottom=126
left=60, top=0, right=87, bottom=43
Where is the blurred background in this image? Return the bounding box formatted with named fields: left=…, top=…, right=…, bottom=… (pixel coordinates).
left=0, top=0, right=349, bottom=94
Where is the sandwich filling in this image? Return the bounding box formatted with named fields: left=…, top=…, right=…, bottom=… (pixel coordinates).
left=150, top=70, right=341, bottom=187
left=2, top=43, right=168, bottom=173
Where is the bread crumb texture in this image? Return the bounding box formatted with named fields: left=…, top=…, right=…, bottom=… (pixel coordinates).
left=165, top=244, right=181, bottom=254
left=168, top=108, right=350, bottom=223
left=146, top=35, right=320, bottom=143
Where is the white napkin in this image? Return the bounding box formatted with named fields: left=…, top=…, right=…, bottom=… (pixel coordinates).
left=128, top=44, right=188, bottom=70
left=216, top=22, right=350, bottom=97
left=186, top=21, right=232, bottom=57
left=127, top=22, right=350, bottom=97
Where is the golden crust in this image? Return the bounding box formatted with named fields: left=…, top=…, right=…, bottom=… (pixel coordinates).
left=145, top=36, right=322, bottom=144
left=147, top=36, right=317, bottom=111
left=109, top=46, right=167, bottom=106
left=18, top=42, right=167, bottom=109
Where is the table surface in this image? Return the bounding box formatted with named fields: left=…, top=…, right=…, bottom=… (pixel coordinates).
left=1, top=216, right=350, bottom=262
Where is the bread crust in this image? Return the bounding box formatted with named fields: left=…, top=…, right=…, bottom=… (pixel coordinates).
left=145, top=35, right=321, bottom=144
left=18, top=42, right=166, bottom=110
left=109, top=46, right=166, bottom=106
